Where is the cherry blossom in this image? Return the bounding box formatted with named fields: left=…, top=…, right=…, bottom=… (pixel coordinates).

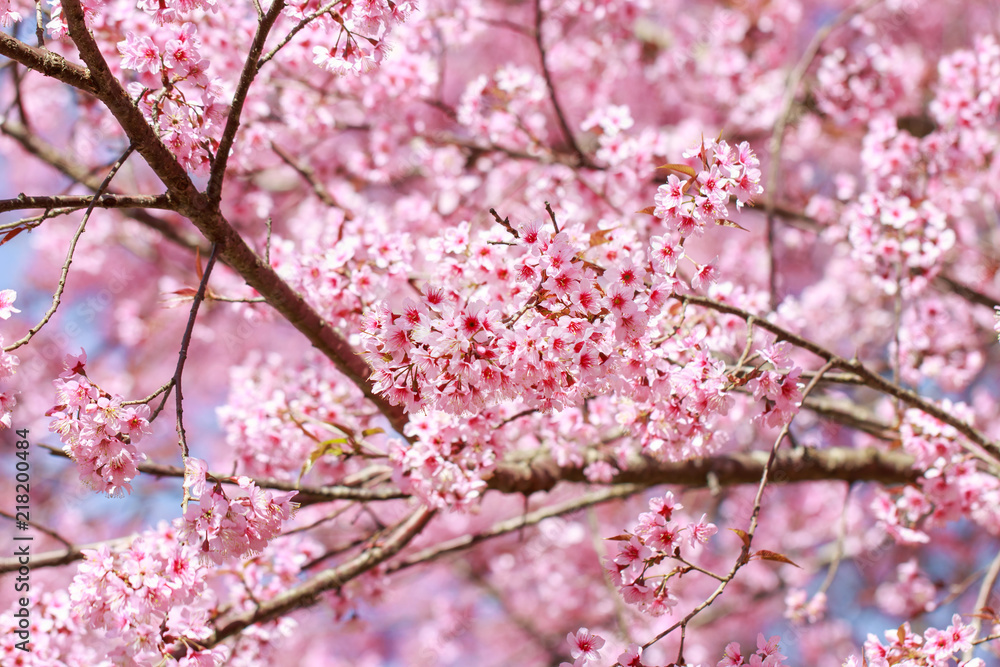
left=0, top=0, right=999, bottom=665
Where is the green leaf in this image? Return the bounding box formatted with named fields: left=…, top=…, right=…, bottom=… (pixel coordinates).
left=297, top=440, right=347, bottom=483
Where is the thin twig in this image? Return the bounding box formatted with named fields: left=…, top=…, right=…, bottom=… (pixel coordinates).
left=817, top=483, right=852, bottom=595
left=5, top=144, right=136, bottom=352
left=206, top=0, right=287, bottom=203
left=645, top=360, right=836, bottom=662
left=388, top=485, right=641, bottom=573
left=0, top=510, right=74, bottom=550
left=676, top=294, right=1000, bottom=465
left=271, top=141, right=354, bottom=219
left=38, top=442, right=407, bottom=504
left=763, top=0, right=881, bottom=308
left=0, top=193, right=172, bottom=216
left=258, top=0, right=341, bottom=67
left=532, top=0, right=591, bottom=168
left=35, top=1, right=45, bottom=47
left=965, top=548, right=1000, bottom=661
left=173, top=244, right=220, bottom=459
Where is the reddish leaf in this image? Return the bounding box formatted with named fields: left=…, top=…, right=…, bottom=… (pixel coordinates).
left=605, top=533, right=633, bottom=542
left=716, top=218, right=749, bottom=232
left=0, top=227, right=24, bottom=246
left=750, top=550, right=801, bottom=568
left=589, top=228, right=615, bottom=247
left=729, top=528, right=751, bottom=547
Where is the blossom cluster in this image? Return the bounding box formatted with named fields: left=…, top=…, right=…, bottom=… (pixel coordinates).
left=872, top=405, right=1000, bottom=546
left=843, top=615, right=979, bottom=667
left=457, top=65, right=550, bottom=152
left=118, top=22, right=223, bottom=174
left=784, top=588, right=827, bottom=625
left=605, top=492, right=718, bottom=616
left=744, top=343, right=804, bottom=429
left=895, top=296, right=983, bottom=393
left=179, top=457, right=299, bottom=563
left=47, top=350, right=152, bottom=497
left=364, top=139, right=764, bottom=420
left=67, top=521, right=227, bottom=667
left=815, top=40, right=918, bottom=125
left=217, top=349, right=376, bottom=482
left=391, top=408, right=501, bottom=509
left=718, top=634, right=788, bottom=667
left=652, top=137, right=763, bottom=236
left=307, top=0, right=417, bottom=75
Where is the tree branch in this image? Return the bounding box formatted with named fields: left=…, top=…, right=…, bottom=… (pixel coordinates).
left=55, top=0, right=410, bottom=435
left=487, top=446, right=917, bottom=495
left=206, top=0, right=287, bottom=203
left=0, top=31, right=97, bottom=95
left=172, top=505, right=436, bottom=657
left=388, top=485, right=642, bottom=573
left=677, top=294, right=1000, bottom=463
left=0, top=193, right=172, bottom=216
left=0, top=118, right=205, bottom=253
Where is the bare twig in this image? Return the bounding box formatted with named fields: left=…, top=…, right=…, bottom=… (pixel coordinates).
left=206, top=0, right=287, bottom=204
left=38, top=443, right=407, bottom=505
left=0, top=193, right=172, bottom=217
left=763, top=0, right=881, bottom=307
left=34, top=1, right=45, bottom=47
left=5, top=144, right=136, bottom=352
left=173, top=244, right=220, bottom=460
left=0, top=31, right=96, bottom=94
left=389, top=485, right=641, bottom=573
left=0, top=510, right=74, bottom=550
left=258, top=0, right=341, bottom=67
left=646, top=360, right=836, bottom=662
left=270, top=141, right=355, bottom=220
left=676, top=294, right=1000, bottom=465
left=966, top=548, right=1000, bottom=661
left=532, top=0, right=591, bottom=168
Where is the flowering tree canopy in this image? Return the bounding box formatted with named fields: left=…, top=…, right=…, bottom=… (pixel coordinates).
left=1, top=0, right=999, bottom=665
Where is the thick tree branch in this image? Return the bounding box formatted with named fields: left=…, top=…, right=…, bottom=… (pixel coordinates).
left=488, top=446, right=916, bottom=495
left=0, top=32, right=97, bottom=94
left=0, top=193, right=172, bottom=216
left=173, top=505, right=436, bottom=657
left=55, top=0, right=409, bottom=434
